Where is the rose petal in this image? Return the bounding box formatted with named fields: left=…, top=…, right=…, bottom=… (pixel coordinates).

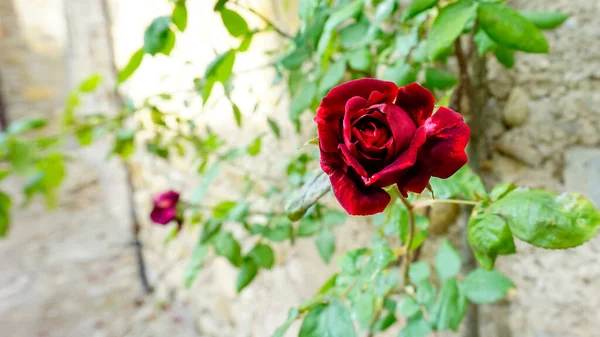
left=395, top=83, right=435, bottom=126
left=343, top=96, right=368, bottom=148
left=364, top=127, right=427, bottom=188
left=367, top=90, right=388, bottom=106
left=378, top=103, right=417, bottom=155
left=422, top=107, right=470, bottom=178
left=153, top=190, right=180, bottom=206
left=397, top=162, right=431, bottom=196
left=327, top=167, right=391, bottom=216
left=151, top=207, right=176, bottom=225
left=338, top=144, right=369, bottom=177
left=316, top=107, right=343, bottom=153
left=319, top=78, right=398, bottom=113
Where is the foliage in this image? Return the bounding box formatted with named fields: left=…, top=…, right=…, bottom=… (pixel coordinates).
left=1, top=1, right=596, bottom=337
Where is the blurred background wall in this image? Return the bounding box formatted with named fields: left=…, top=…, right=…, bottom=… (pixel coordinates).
left=0, top=0, right=599, bottom=337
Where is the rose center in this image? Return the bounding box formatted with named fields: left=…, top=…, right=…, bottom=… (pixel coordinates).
left=157, top=200, right=173, bottom=209
left=352, top=114, right=391, bottom=147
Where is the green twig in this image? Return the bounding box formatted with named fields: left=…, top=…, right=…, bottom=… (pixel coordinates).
left=412, top=198, right=479, bottom=209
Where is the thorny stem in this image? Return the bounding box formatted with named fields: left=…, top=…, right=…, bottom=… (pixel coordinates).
left=230, top=1, right=294, bottom=39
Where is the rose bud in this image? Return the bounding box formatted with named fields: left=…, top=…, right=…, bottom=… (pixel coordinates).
left=315, top=79, right=470, bottom=216
left=150, top=190, right=181, bottom=225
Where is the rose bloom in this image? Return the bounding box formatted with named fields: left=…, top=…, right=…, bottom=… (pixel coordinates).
left=315, top=79, right=470, bottom=216
left=150, top=190, right=180, bottom=224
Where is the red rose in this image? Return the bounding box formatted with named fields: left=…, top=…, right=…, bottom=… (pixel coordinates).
left=315, top=79, right=470, bottom=216
left=150, top=190, right=181, bottom=225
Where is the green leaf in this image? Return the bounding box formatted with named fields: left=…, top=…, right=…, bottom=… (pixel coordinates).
left=184, top=243, right=208, bottom=288
left=200, top=218, right=222, bottom=243
left=232, top=104, right=242, bottom=127
left=214, top=0, right=228, bottom=11
left=247, top=136, right=261, bottom=156
left=317, top=274, right=338, bottom=295
left=267, top=118, right=281, bottom=139
left=430, top=278, right=466, bottom=331
left=408, top=261, right=430, bottom=283
left=402, top=0, right=440, bottom=22
left=398, top=297, right=420, bottom=318
left=297, top=217, right=321, bottom=237
left=399, top=318, right=432, bottom=337
left=212, top=201, right=237, bottom=219
left=381, top=62, right=418, bottom=86
left=347, top=48, right=371, bottom=72
left=220, top=8, right=249, bottom=37
left=474, top=29, right=496, bottom=56
left=298, top=0, right=319, bottom=21
left=37, top=153, right=66, bottom=189
left=265, top=220, right=293, bottom=242
left=468, top=211, right=516, bottom=269
left=0, top=191, right=12, bottom=237
left=298, top=300, right=357, bottom=337
left=371, top=312, right=397, bottom=332
left=236, top=258, right=258, bottom=292
left=79, top=74, right=103, bottom=93
left=365, top=0, right=397, bottom=42
left=75, top=126, right=94, bottom=146
left=435, top=240, right=461, bottom=280
left=172, top=2, right=188, bottom=32
left=213, top=232, right=242, bottom=266
left=371, top=244, right=395, bottom=270
left=143, top=17, right=174, bottom=55
left=427, top=1, right=477, bottom=60
left=489, top=183, right=517, bottom=201
left=316, top=0, right=364, bottom=59
left=9, top=139, right=35, bottom=173
left=319, top=59, right=347, bottom=95
left=322, top=210, right=347, bottom=227
left=338, top=248, right=368, bottom=275
left=425, top=67, right=458, bottom=91
left=520, top=11, right=568, bottom=30
left=111, top=129, right=135, bottom=159
left=200, top=50, right=237, bottom=102
left=248, top=243, right=275, bottom=269
left=208, top=50, right=236, bottom=83
left=7, top=118, right=47, bottom=135
left=238, top=32, right=253, bottom=52
left=117, top=49, right=145, bottom=84
left=478, top=3, right=549, bottom=53
left=316, top=228, right=335, bottom=263
left=489, top=188, right=600, bottom=249
left=285, top=171, right=331, bottom=221
left=463, top=269, right=514, bottom=304
left=290, top=81, right=317, bottom=123
left=416, top=281, right=436, bottom=306
left=340, top=21, right=369, bottom=48
left=280, top=47, right=310, bottom=70
left=494, top=46, right=515, bottom=68
left=350, top=291, right=376, bottom=328
left=272, top=308, right=299, bottom=337
left=429, top=165, right=486, bottom=201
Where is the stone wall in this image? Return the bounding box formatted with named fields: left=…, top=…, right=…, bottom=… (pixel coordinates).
left=482, top=1, right=600, bottom=336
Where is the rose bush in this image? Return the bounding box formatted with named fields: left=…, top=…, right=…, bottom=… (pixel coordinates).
left=315, top=79, right=470, bottom=215
left=150, top=190, right=181, bottom=225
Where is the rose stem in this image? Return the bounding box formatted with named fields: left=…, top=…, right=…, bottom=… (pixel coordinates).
left=412, top=199, right=479, bottom=209
left=393, top=187, right=416, bottom=284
